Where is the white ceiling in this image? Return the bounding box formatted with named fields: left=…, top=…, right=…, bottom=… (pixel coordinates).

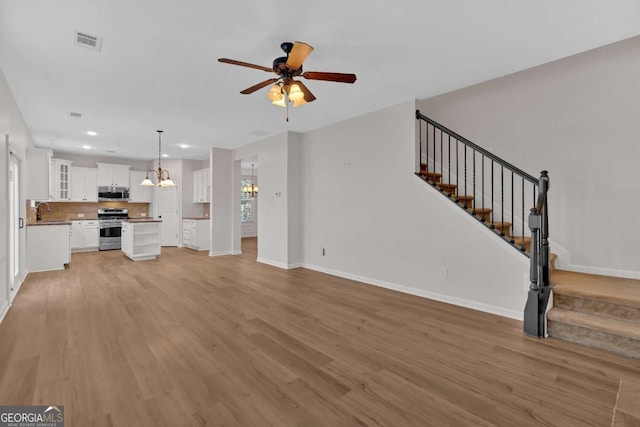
left=1, top=0, right=639, bottom=161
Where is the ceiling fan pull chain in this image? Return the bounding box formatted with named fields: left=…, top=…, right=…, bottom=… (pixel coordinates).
left=286, top=90, right=290, bottom=122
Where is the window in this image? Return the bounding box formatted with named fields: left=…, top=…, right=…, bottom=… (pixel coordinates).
left=240, top=179, right=253, bottom=222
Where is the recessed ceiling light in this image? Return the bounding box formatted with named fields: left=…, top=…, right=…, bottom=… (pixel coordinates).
left=82, top=145, right=91, bottom=149
left=178, top=143, right=190, bottom=148
left=162, top=154, right=169, bottom=158
left=86, top=131, right=97, bottom=136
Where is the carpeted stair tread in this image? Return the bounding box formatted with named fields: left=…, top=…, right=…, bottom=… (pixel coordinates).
left=551, top=270, right=640, bottom=310
left=548, top=307, right=640, bottom=341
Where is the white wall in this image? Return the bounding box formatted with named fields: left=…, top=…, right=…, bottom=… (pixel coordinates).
left=418, top=36, right=640, bottom=279
left=234, top=132, right=301, bottom=268
left=0, top=66, right=32, bottom=323
left=210, top=148, right=234, bottom=256
left=287, top=133, right=303, bottom=267
left=301, top=100, right=529, bottom=319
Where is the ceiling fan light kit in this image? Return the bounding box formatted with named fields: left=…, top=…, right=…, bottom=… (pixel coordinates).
left=218, top=41, right=356, bottom=121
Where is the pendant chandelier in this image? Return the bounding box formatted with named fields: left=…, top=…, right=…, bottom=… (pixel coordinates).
left=242, top=164, right=258, bottom=198
left=140, top=130, right=175, bottom=187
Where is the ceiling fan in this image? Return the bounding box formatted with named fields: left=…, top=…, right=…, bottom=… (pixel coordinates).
left=218, top=41, right=356, bottom=114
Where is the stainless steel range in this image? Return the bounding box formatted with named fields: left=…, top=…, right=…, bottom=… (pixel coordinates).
left=98, top=208, right=128, bottom=251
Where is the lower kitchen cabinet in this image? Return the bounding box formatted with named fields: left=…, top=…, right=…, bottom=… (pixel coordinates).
left=71, top=220, right=99, bottom=252
left=27, top=223, right=71, bottom=272
left=182, top=218, right=210, bottom=251
left=122, top=220, right=162, bottom=261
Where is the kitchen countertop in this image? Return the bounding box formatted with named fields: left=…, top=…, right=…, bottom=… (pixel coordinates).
left=123, top=218, right=162, bottom=223
left=27, top=220, right=71, bottom=226
left=183, top=217, right=210, bottom=220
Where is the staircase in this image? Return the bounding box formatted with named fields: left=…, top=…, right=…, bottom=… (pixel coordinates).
left=548, top=270, right=640, bottom=359
left=416, top=110, right=552, bottom=337
left=416, top=111, right=640, bottom=361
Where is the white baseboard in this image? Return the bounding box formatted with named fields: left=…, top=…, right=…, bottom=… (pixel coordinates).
left=0, top=301, right=9, bottom=325
left=563, top=264, right=640, bottom=280
left=9, top=275, right=25, bottom=304
left=257, top=258, right=303, bottom=270
left=231, top=250, right=242, bottom=255
left=209, top=250, right=234, bottom=257
left=302, top=263, right=523, bottom=321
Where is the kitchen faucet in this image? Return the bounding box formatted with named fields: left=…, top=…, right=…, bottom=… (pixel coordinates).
left=35, top=202, right=51, bottom=222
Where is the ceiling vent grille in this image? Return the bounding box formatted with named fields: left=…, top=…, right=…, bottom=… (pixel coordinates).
left=69, top=111, right=82, bottom=118
left=74, top=30, right=102, bottom=52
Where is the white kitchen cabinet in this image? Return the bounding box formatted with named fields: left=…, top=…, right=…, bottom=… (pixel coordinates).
left=97, top=162, right=131, bottom=187
left=50, top=158, right=73, bottom=201
left=26, top=147, right=52, bottom=200
left=129, top=171, right=152, bottom=202
left=27, top=223, right=71, bottom=272
left=122, top=220, right=162, bottom=261
left=83, top=221, right=99, bottom=248
left=70, top=221, right=83, bottom=249
left=71, top=220, right=99, bottom=251
left=70, top=167, right=98, bottom=201
left=182, top=218, right=210, bottom=251
left=192, top=168, right=210, bottom=203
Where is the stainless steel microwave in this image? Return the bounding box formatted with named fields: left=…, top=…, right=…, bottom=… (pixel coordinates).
left=98, top=186, right=129, bottom=201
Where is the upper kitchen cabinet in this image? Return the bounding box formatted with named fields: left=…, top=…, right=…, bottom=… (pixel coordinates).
left=49, top=158, right=73, bottom=201
left=26, top=147, right=52, bottom=200
left=129, top=171, right=152, bottom=203
left=193, top=168, right=210, bottom=203
left=97, top=163, right=131, bottom=187
left=70, top=167, right=98, bottom=202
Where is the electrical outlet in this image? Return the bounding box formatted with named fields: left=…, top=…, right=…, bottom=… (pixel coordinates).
left=440, top=267, right=448, bottom=279
left=77, top=213, right=85, bottom=218
left=141, top=213, right=146, bottom=217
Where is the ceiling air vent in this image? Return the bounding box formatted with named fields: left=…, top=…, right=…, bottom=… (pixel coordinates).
left=74, top=30, right=102, bottom=52
left=69, top=112, right=82, bottom=118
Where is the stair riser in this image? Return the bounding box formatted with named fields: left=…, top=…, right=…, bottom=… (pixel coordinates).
left=554, top=294, right=640, bottom=323
left=548, top=320, right=640, bottom=359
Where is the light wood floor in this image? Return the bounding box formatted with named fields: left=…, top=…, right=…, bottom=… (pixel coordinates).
left=1, top=237, right=639, bottom=426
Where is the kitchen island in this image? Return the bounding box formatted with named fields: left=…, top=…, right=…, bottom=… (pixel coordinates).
left=27, top=221, right=71, bottom=272
left=121, top=219, right=162, bottom=261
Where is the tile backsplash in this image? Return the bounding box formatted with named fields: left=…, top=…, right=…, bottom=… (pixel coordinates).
left=27, top=201, right=150, bottom=224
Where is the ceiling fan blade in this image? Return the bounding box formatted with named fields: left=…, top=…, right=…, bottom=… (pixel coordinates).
left=294, top=80, right=316, bottom=103
left=286, top=42, right=314, bottom=70
left=240, top=78, right=279, bottom=94
left=218, top=58, right=273, bottom=72
left=302, top=71, right=357, bottom=84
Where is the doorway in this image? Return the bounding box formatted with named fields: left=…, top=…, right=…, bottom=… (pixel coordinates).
left=240, top=159, right=258, bottom=256
left=8, top=151, right=22, bottom=302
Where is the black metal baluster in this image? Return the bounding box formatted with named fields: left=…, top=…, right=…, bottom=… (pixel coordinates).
left=491, top=161, right=494, bottom=228
left=456, top=139, right=459, bottom=200
left=500, top=165, right=505, bottom=236
left=418, top=118, right=422, bottom=175
left=440, top=130, right=443, bottom=191
left=510, top=171, right=514, bottom=243
left=448, top=135, right=451, bottom=197
left=432, top=125, right=436, bottom=185
left=472, top=150, right=476, bottom=214
left=521, top=178, right=525, bottom=251
left=481, top=154, right=485, bottom=221
left=464, top=145, right=467, bottom=207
